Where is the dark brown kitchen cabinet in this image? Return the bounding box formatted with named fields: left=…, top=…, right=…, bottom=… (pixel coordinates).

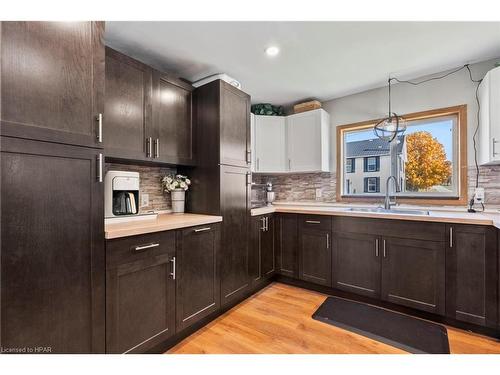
left=176, top=224, right=220, bottom=331
left=446, top=224, right=498, bottom=327
left=219, top=165, right=251, bottom=306
left=381, top=237, right=445, bottom=315
left=250, top=215, right=275, bottom=285
left=193, top=79, right=251, bottom=168
left=106, top=231, right=176, bottom=354
left=0, top=21, right=104, bottom=148
left=298, top=216, right=332, bottom=286
left=1, top=136, right=105, bottom=353
left=333, top=232, right=381, bottom=298
left=152, top=72, right=195, bottom=165
left=104, top=48, right=154, bottom=161
left=276, top=214, right=299, bottom=278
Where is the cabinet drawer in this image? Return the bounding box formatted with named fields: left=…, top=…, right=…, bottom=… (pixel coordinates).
left=106, top=231, right=176, bottom=268
left=299, top=215, right=332, bottom=231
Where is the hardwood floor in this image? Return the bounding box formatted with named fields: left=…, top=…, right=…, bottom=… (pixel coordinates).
left=167, top=282, right=500, bottom=354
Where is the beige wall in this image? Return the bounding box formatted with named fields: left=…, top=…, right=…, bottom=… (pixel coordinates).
left=322, top=57, right=500, bottom=170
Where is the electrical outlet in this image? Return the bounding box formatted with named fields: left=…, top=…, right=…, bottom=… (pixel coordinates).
left=315, top=188, right=322, bottom=199
left=140, top=193, right=149, bottom=208
left=474, top=187, right=485, bottom=203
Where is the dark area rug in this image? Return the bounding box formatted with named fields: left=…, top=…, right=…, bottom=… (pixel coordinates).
left=312, top=296, right=450, bottom=354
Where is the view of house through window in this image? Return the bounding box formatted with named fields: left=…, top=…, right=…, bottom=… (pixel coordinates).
left=341, top=113, right=458, bottom=197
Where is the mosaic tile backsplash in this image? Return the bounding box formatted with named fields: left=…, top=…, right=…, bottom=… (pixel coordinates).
left=255, top=166, right=500, bottom=208
left=105, top=163, right=176, bottom=213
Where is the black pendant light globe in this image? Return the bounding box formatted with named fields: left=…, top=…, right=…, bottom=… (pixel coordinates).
left=374, top=78, right=407, bottom=142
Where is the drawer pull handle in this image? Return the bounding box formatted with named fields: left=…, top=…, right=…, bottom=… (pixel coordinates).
left=305, top=220, right=321, bottom=224
left=194, top=227, right=211, bottom=233
left=375, top=239, right=379, bottom=257
left=134, top=243, right=160, bottom=251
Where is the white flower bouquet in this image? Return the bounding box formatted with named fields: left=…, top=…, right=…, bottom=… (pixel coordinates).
left=161, top=174, right=191, bottom=193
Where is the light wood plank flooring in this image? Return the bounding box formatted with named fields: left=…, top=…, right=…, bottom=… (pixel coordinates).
left=167, top=282, right=500, bottom=354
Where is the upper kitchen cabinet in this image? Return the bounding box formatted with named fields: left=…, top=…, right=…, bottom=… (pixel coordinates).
left=287, top=109, right=330, bottom=172
left=253, top=115, right=287, bottom=173
left=152, top=71, right=195, bottom=166
left=104, top=48, right=154, bottom=161
left=194, top=79, right=251, bottom=168
left=478, top=66, right=500, bottom=165
left=0, top=21, right=105, bottom=148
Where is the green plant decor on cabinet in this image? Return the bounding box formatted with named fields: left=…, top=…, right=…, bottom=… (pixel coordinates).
left=251, top=103, right=285, bottom=116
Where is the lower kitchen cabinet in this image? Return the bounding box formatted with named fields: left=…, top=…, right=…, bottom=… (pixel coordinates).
left=381, top=237, right=445, bottom=315
left=298, top=216, right=332, bottom=286
left=176, top=224, right=220, bottom=331
left=250, top=214, right=275, bottom=285
left=106, top=231, right=176, bottom=354
left=276, top=214, right=299, bottom=278
left=446, top=224, right=498, bottom=327
left=1, top=136, right=105, bottom=353
left=333, top=232, right=381, bottom=298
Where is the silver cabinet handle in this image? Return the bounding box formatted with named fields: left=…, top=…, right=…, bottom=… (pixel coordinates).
left=261, top=217, right=266, bottom=231
left=449, top=227, right=453, bottom=248
left=288, top=159, right=291, bottom=170
left=493, top=138, right=499, bottom=157
left=257, top=158, right=260, bottom=171
left=383, top=239, right=387, bottom=258
left=170, top=257, right=176, bottom=280
left=246, top=150, right=252, bottom=164
left=154, top=138, right=160, bottom=158
left=326, top=233, right=330, bottom=249
left=266, top=217, right=269, bottom=231
left=134, top=243, right=160, bottom=251
left=194, top=227, right=211, bottom=233
left=96, top=113, right=103, bottom=143
left=246, top=172, right=252, bottom=185
left=96, top=153, right=103, bottom=182
left=375, top=239, right=379, bottom=257
left=305, top=220, right=321, bottom=224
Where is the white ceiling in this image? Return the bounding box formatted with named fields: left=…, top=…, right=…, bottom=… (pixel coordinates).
left=105, top=22, right=500, bottom=105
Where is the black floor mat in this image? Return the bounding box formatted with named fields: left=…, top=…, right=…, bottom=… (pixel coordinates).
left=312, top=296, right=450, bottom=354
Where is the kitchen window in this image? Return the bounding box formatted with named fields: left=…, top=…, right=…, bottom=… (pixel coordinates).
left=336, top=105, right=467, bottom=204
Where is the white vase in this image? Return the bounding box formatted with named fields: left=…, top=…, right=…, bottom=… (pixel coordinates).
left=171, top=189, right=186, bottom=213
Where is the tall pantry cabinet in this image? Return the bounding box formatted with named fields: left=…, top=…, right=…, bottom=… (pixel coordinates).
left=184, top=80, right=252, bottom=307
left=0, top=22, right=106, bottom=353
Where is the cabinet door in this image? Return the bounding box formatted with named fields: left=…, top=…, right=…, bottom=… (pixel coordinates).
left=104, top=48, right=153, bottom=161
left=381, top=237, right=445, bottom=315
left=176, top=224, right=220, bottom=331
left=1, top=137, right=105, bottom=353
left=299, top=227, right=332, bottom=287
left=106, top=233, right=176, bottom=354
left=220, top=165, right=251, bottom=305
left=249, top=215, right=265, bottom=283
left=287, top=109, right=329, bottom=172
left=446, top=225, right=497, bottom=327
left=220, top=81, right=251, bottom=167
left=254, top=115, right=286, bottom=172
left=1, top=22, right=104, bottom=148
left=333, top=233, right=381, bottom=298
left=276, top=214, right=299, bottom=278
left=153, top=72, right=195, bottom=165
left=261, top=215, right=275, bottom=277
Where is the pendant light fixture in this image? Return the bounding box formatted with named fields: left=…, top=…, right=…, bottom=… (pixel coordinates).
left=374, top=78, right=407, bottom=142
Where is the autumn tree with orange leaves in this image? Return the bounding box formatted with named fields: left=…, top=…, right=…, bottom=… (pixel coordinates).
left=405, top=131, right=452, bottom=191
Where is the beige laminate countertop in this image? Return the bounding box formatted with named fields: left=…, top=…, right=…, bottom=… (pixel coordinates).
left=251, top=201, right=500, bottom=228
left=105, top=213, right=223, bottom=239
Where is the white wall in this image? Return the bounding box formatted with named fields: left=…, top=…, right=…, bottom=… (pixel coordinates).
left=323, top=57, right=500, bottom=170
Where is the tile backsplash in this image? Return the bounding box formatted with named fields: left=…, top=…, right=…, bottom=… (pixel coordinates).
left=105, top=163, right=176, bottom=213
left=255, top=165, right=500, bottom=208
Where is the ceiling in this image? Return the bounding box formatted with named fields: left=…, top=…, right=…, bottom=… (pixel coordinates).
left=105, top=22, right=500, bottom=106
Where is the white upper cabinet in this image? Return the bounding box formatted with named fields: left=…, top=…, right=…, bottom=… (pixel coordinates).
left=286, top=109, right=330, bottom=172
left=479, top=66, right=500, bottom=165
left=253, top=115, right=287, bottom=172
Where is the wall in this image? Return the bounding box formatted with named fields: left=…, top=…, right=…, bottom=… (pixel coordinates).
left=105, top=163, right=176, bottom=213
left=257, top=57, right=500, bottom=207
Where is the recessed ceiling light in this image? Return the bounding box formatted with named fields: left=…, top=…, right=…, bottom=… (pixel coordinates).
left=265, top=46, right=280, bottom=57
